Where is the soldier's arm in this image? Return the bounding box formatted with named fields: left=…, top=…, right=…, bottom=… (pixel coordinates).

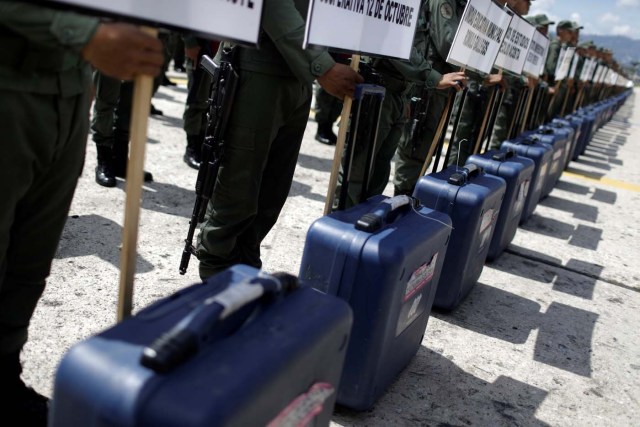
left=388, top=51, right=443, bottom=89
left=0, top=2, right=99, bottom=53
left=0, top=2, right=163, bottom=80
left=261, top=0, right=362, bottom=98
left=545, top=42, right=560, bottom=80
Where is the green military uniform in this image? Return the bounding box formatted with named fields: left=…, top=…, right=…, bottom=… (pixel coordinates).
left=92, top=72, right=143, bottom=184
left=314, top=86, right=342, bottom=143
left=197, top=0, right=336, bottom=278
left=393, top=0, right=465, bottom=195
left=447, top=70, right=491, bottom=166
left=0, top=2, right=97, bottom=358
left=489, top=74, right=526, bottom=149
left=182, top=37, right=215, bottom=168
left=338, top=2, right=442, bottom=207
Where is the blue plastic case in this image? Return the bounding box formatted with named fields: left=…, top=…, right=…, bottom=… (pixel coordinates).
left=413, top=164, right=506, bottom=311
left=299, top=195, right=451, bottom=410
left=466, top=150, right=534, bottom=261
left=50, top=265, right=353, bottom=427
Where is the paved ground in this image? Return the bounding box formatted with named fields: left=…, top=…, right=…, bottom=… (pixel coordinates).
left=20, top=74, right=639, bottom=426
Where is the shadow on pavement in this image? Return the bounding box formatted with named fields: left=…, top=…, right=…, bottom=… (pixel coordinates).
left=289, top=180, right=326, bottom=203
left=591, top=188, right=617, bottom=204
left=520, top=213, right=575, bottom=240
left=554, top=179, right=590, bottom=195
left=433, top=277, right=598, bottom=377
left=333, top=347, right=550, bottom=426
left=297, top=152, right=334, bottom=173
left=496, top=245, right=603, bottom=299
left=55, top=214, right=154, bottom=273
left=539, top=194, right=599, bottom=223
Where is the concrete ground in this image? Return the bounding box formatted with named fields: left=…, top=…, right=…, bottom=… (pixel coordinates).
left=20, top=74, right=639, bottom=426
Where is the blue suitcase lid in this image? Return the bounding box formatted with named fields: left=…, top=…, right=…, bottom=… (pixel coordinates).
left=467, top=149, right=535, bottom=179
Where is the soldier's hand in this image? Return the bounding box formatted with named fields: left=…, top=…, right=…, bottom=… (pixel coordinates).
left=81, top=23, right=164, bottom=80
left=437, top=72, right=467, bottom=91
left=317, top=64, right=364, bottom=99
left=185, top=46, right=201, bottom=65
left=484, top=73, right=506, bottom=89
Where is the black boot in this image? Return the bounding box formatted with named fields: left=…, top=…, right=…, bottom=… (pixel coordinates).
left=95, top=145, right=116, bottom=187
left=315, top=123, right=337, bottom=145
left=183, top=135, right=202, bottom=170
left=112, top=131, right=154, bottom=182
left=0, top=351, right=49, bottom=427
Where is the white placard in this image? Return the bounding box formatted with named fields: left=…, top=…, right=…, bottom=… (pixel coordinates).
left=522, top=28, right=548, bottom=77
left=304, top=0, right=421, bottom=59
left=568, top=52, right=580, bottom=79
left=554, top=47, right=575, bottom=81
left=446, top=0, right=512, bottom=74
left=494, top=10, right=536, bottom=76
left=592, top=64, right=605, bottom=83
left=43, top=0, right=263, bottom=44
left=579, top=58, right=595, bottom=82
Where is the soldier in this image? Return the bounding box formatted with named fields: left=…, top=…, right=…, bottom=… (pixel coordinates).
left=314, top=86, right=342, bottom=145
left=314, top=53, right=350, bottom=146
left=337, top=1, right=466, bottom=208
left=92, top=74, right=155, bottom=187
left=182, top=37, right=218, bottom=169
left=196, top=0, right=363, bottom=278
left=0, top=3, right=163, bottom=425
left=546, top=20, right=582, bottom=119
left=394, top=0, right=473, bottom=195
left=487, top=0, right=535, bottom=150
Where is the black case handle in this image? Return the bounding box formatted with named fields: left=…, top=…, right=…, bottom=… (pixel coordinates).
left=491, top=150, right=516, bottom=162
left=355, top=195, right=416, bottom=233
left=140, top=272, right=298, bottom=373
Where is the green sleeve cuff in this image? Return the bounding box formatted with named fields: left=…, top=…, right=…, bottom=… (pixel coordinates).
left=50, top=13, right=100, bottom=54
left=425, top=69, right=442, bottom=89
left=310, top=51, right=335, bottom=78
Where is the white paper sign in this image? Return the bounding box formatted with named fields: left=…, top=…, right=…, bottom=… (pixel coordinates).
left=568, top=52, right=580, bottom=79
left=579, top=58, right=595, bottom=82
left=446, top=0, right=512, bottom=74
left=495, top=10, right=536, bottom=75
left=43, top=0, right=263, bottom=44
left=522, top=28, right=548, bottom=77
left=592, top=65, right=605, bottom=83
left=304, top=0, right=421, bottom=59
left=554, top=47, right=575, bottom=81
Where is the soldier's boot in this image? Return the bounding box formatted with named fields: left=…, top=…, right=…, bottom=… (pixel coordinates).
left=183, top=134, right=202, bottom=170
left=0, top=351, right=49, bottom=427
left=315, top=122, right=337, bottom=145
left=95, top=145, right=117, bottom=188
left=112, top=131, right=154, bottom=182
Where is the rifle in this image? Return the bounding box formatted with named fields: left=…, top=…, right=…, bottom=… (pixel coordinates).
left=407, top=88, right=431, bottom=155
left=179, top=48, right=239, bottom=275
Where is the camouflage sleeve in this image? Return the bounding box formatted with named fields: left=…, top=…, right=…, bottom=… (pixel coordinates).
left=261, top=0, right=335, bottom=84
left=0, top=2, right=99, bottom=54
left=388, top=5, right=442, bottom=89
left=545, top=41, right=561, bottom=80
left=388, top=54, right=442, bottom=89
left=428, top=0, right=459, bottom=62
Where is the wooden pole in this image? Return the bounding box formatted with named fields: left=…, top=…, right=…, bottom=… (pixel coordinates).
left=519, top=78, right=537, bottom=133
left=324, top=54, right=360, bottom=215
left=419, top=91, right=454, bottom=176
left=117, top=27, right=157, bottom=322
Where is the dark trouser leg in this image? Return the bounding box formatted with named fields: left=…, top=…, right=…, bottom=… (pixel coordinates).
left=0, top=90, right=89, bottom=356
left=197, top=72, right=311, bottom=278
left=394, top=91, right=447, bottom=194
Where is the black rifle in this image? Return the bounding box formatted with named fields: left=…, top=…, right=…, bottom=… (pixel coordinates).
left=179, top=49, right=239, bottom=275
